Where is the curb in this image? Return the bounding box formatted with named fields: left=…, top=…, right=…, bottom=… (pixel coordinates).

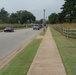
left=0, top=31, right=41, bottom=69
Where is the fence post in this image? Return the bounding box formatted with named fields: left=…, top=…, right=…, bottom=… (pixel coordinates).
left=62, top=28, right=65, bottom=36
left=67, top=28, right=69, bottom=38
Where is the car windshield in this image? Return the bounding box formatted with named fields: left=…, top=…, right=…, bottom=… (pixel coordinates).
left=34, top=24, right=39, bottom=26
left=35, top=25, right=38, bottom=26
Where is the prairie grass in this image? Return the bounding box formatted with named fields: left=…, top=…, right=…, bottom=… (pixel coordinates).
left=52, top=23, right=76, bottom=28
left=0, top=24, right=33, bottom=30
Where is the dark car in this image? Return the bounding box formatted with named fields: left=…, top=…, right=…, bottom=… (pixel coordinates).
left=4, top=27, right=14, bottom=32
left=39, top=24, right=42, bottom=29
left=33, top=24, right=40, bottom=30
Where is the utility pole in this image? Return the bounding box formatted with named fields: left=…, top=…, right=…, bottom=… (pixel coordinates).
left=43, top=9, right=46, bottom=31
left=44, top=9, right=45, bottom=21
left=43, top=9, right=46, bottom=26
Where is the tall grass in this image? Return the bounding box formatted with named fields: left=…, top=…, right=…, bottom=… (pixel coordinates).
left=0, top=24, right=33, bottom=30
left=52, top=23, right=76, bottom=28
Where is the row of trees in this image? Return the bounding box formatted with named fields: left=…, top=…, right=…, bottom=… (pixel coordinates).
left=48, top=0, right=76, bottom=24
left=0, top=8, right=36, bottom=24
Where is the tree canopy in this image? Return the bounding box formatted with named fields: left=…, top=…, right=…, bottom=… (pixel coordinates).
left=48, top=0, right=76, bottom=23
left=0, top=8, right=9, bottom=23
left=48, top=13, right=58, bottom=24
left=9, top=10, right=36, bottom=24
left=0, top=8, right=36, bottom=24
left=61, top=0, right=76, bottom=22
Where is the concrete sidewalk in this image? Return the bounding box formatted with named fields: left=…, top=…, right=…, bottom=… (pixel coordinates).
left=27, top=27, right=67, bottom=75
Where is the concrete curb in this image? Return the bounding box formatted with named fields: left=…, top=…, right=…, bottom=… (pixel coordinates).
left=0, top=31, right=41, bottom=69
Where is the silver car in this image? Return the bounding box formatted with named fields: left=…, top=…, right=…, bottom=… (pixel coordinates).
left=33, top=24, right=40, bottom=30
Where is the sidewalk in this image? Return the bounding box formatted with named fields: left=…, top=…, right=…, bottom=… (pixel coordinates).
left=27, top=27, right=67, bottom=75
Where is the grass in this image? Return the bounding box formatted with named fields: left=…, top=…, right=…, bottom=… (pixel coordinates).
left=39, top=28, right=47, bottom=36
left=0, top=39, right=42, bottom=75
left=0, top=30, right=3, bottom=32
left=52, top=23, right=76, bottom=28
left=40, top=30, right=46, bottom=36
left=50, top=26, right=76, bottom=75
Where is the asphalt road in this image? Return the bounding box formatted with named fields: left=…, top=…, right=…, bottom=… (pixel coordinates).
left=0, top=28, right=41, bottom=61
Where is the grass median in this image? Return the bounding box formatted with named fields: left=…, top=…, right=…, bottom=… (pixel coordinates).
left=0, top=38, right=42, bottom=75
left=0, top=29, right=46, bottom=75
left=50, top=26, right=76, bottom=75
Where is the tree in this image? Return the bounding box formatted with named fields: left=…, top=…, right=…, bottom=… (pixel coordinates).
left=36, top=19, right=43, bottom=24
left=20, top=10, right=36, bottom=24
left=0, top=8, right=9, bottom=23
left=0, top=8, right=36, bottom=24
left=9, top=13, right=19, bottom=24
left=58, top=11, right=66, bottom=23
left=48, top=13, right=58, bottom=24
left=9, top=10, right=36, bottom=24
left=61, top=0, right=76, bottom=22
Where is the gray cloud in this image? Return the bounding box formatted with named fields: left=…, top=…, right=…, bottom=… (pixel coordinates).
left=0, top=0, right=64, bottom=20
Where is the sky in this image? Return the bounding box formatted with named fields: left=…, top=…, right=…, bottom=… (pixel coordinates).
left=0, top=0, right=64, bottom=20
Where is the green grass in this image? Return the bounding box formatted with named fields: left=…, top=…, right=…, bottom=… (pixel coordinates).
left=0, top=39, right=42, bottom=75
left=50, top=27, right=76, bottom=75
left=0, top=30, right=3, bottom=32
left=39, top=28, right=47, bottom=36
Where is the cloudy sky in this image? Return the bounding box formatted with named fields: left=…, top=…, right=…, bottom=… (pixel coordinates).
left=0, top=0, right=64, bottom=20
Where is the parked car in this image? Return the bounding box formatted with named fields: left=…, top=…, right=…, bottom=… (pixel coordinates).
left=4, top=27, right=14, bottom=32
left=33, top=24, right=40, bottom=30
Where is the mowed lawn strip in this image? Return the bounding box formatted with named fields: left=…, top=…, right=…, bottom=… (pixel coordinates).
left=39, top=29, right=46, bottom=36
left=0, top=39, right=42, bottom=75
left=50, top=26, right=76, bottom=75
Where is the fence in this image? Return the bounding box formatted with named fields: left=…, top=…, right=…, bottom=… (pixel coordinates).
left=52, top=25, right=76, bottom=39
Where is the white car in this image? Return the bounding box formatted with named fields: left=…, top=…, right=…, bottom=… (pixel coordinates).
left=33, top=24, right=40, bottom=30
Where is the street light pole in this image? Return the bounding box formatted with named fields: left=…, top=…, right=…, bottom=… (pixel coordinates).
left=43, top=9, right=46, bottom=31
left=43, top=9, right=45, bottom=27
left=44, top=9, right=45, bottom=21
